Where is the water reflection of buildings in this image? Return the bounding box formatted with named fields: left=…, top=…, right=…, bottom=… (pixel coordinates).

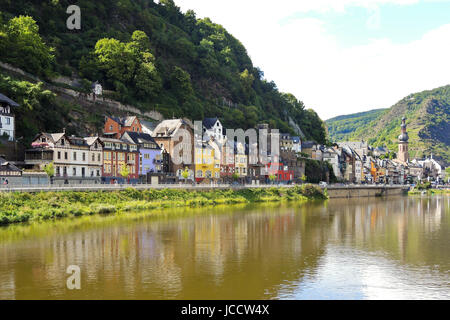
left=0, top=204, right=331, bottom=299
left=0, top=196, right=448, bottom=299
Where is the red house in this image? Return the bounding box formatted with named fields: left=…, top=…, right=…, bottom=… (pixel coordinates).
left=103, top=116, right=142, bottom=139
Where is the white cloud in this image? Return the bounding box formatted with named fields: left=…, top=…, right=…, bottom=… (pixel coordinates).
left=175, top=0, right=450, bottom=119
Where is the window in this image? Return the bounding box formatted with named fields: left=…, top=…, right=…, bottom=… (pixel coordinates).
left=92, top=154, right=95, bottom=162
left=64, top=152, right=68, bottom=160
left=73, top=168, right=77, bottom=176
left=82, top=153, right=86, bottom=161
left=97, top=170, right=100, bottom=177
left=58, top=151, right=61, bottom=160
left=110, top=125, right=113, bottom=131
left=56, top=166, right=60, bottom=175
left=98, top=154, right=101, bottom=162
left=73, top=152, right=77, bottom=161
left=196, top=170, right=203, bottom=178
left=144, top=154, right=150, bottom=159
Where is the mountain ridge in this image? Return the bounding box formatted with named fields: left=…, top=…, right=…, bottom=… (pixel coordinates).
left=326, top=85, right=450, bottom=166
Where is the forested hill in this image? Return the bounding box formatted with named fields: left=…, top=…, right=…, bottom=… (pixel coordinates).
left=326, top=109, right=387, bottom=142
left=0, top=0, right=326, bottom=144
left=326, top=85, right=450, bottom=166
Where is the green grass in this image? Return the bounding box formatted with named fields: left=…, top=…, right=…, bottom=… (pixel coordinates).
left=0, top=185, right=327, bottom=226
left=408, top=189, right=450, bottom=195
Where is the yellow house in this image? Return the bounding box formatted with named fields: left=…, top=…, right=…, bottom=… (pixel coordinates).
left=195, top=142, right=221, bottom=182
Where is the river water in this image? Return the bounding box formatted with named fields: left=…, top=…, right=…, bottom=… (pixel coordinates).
left=0, top=195, right=448, bottom=300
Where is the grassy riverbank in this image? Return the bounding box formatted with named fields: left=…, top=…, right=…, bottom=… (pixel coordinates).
left=408, top=188, right=450, bottom=195
left=0, top=185, right=327, bottom=226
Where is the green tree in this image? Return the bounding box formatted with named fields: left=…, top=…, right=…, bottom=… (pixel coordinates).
left=181, top=167, right=190, bottom=183
left=0, top=16, right=54, bottom=77
left=120, top=165, right=131, bottom=182
left=300, top=174, right=307, bottom=183
left=269, top=174, right=277, bottom=184
left=170, top=66, right=193, bottom=103
left=94, top=38, right=136, bottom=85
left=44, top=162, right=55, bottom=184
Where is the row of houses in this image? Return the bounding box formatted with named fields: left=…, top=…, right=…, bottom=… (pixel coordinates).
left=19, top=116, right=307, bottom=185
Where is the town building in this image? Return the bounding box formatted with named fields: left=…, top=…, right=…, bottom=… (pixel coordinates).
left=234, top=141, right=247, bottom=178
left=280, top=133, right=293, bottom=151
left=323, top=147, right=341, bottom=180
left=337, top=141, right=369, bottom=157
left=280, top=150, right=305, bottom=183
left=0, top=156, right=22, bottom=185
left=152, top=119, right=194, bottom=181
left=83, top=137, right=104, bottom=181
left=220, top=139, right=235, bottom=182
left=100, top=137, right=139, bottom=184
left=25, top=132, right=100, bottom=185
left=103, top=116, right=142, bottom=139
left=122, top=132, right=163, bottom=176
left=411, top=155, right=444, bottom=182
left=0, top=93, right=19, bottom=141
left=291, top=136, right=302, bottom=153
left=194, top=141, right=221, bottom=182
left=202, top=118, right=225, bottom=143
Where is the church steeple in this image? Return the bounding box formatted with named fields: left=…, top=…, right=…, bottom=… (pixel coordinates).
left=398, top=117, right=409, bottom=162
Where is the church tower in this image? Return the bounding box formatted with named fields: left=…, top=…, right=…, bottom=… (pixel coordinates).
left=398, top=117, right=409, bottom=163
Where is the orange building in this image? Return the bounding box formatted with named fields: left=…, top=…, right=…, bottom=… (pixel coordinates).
left=103, top=116, right=142, bottom=139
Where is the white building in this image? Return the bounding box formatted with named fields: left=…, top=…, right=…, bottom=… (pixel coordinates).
left=0, top=93, right=18, bottom=141
left=25, top=132, right=102, bottom=184
left=84, top=136, right=104, bottom=179
left=323, top=147, right=342, bottom=180
left=202, top=118, right=224, bottom=143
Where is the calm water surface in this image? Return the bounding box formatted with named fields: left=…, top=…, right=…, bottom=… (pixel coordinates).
left=0, top=196, right=448, bottom=300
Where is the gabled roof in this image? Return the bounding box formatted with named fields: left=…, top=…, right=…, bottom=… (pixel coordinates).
left=123, top=132, right=160, bottom=149
left=152, top=119, right=188, bottom=138
left=107, top=116, right=138, bottom=127
left=0, top=93, right=19, bottom=107
left=203, top=118, right=219, bottom=129
left=84, top=136, right=103, bottom=146
left=0, top=156, right=21, bottom=173
left=99, top=137, right=127, bottom=144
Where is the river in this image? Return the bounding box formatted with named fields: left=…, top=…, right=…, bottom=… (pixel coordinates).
left=0, top=195, right=448, bottom=300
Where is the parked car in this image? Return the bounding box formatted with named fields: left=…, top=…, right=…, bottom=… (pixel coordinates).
left=319, top=181, right=328, bottom=187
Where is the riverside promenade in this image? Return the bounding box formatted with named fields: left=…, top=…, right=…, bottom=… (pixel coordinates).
left=0, top=183, right=410, bottom=198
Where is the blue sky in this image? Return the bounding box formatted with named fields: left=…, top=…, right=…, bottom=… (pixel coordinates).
left=175, top=0, right=450, bottom=119
left=282, top=2, right=450, bottom=47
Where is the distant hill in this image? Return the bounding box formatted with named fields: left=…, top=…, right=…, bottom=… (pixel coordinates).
left=326, top=85, right=450, bottom=166
left=326, top=109, right=387, bottom=142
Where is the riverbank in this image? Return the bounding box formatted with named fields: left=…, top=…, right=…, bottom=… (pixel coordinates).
left=0, top=185, right=327, bottom=226
left=408, top=188, right=450, bottom=195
